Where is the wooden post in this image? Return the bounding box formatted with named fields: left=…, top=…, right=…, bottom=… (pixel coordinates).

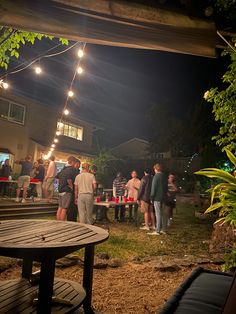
left=83, top=245, right=95, bottom=314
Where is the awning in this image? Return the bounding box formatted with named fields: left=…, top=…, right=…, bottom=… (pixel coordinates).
left=0, top=0, right=217, bottom=58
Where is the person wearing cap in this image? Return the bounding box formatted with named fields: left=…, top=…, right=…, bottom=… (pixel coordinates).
left=74, top=163, right=97, bottom=224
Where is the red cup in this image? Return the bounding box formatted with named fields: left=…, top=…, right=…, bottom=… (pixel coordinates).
left=124, top=197, right=127, bottom=203
left=129, top=197, right=134, bottom=202
left=115, top=197, right=119, bottom=204
left=112, top=196, right=115, bottom=201
left=96, top=197, right=101, bottom=202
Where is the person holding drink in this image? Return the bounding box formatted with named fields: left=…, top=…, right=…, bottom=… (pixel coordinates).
left=126, top=170, right=140, bottom=221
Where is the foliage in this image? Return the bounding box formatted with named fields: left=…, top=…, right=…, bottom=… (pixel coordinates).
left=93, top=149, right=120, bottom=187
left=0, top=27, right=69, bottom=69
left=195, top=150, right=236, bottom=227
left=204, top=49, right=236, bottom=152
left=222, top=249, right=236, bottom=272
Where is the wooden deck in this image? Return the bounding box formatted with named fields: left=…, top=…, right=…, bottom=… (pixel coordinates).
left=0, top=278, right=86, bottom=313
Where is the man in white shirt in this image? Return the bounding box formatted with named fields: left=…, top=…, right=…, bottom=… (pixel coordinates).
left=43, top=155, right=57, bottom=202
left=74, top=163, right=96, bottom=224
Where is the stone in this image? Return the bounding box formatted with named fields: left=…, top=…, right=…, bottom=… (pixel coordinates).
left=154, top=263, right=181, bottom=272
left=0, top=257, right=17, bottom=271
left=108, top=258, right=124, bottom=268
left=56, top=256, right=79, bottom=268
left=95, top=252, right=110, bottom=260
left=93, top=258, right=108, bottom=269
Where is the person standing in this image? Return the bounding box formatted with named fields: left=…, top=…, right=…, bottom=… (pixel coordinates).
left=43, top=155, right=56, bottom=202
left=137, top=168, right=155, bottom=231
left=165, top=174, right=178, bottom=226
left=15, top=155, right=33, bottom=203
left=126, top=170, right=140, bottom=221
left=148, top=163, right=168, bottom=235
left=0, top=159, right=12, bottom=196
left=56, top=156, right=77, bottom=221
left=113, top=172, right=127, bottom=222
left=67, top=159, right=81, bottom=222
left=34, top=159, right=45, bottom=200
left=74, top=163, right=97, bottom=224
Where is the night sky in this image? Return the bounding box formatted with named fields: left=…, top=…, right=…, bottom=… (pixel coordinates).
left=2, top=39, right=223, bottom=147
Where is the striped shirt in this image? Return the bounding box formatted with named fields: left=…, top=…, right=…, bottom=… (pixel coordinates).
left=113, top=177, right=127, bottom=197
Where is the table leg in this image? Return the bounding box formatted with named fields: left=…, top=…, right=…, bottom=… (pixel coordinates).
left=37, top=258, right=55, bottom=314
left=22, top=259, right=33, bottom=278
left=83, top=245, right=95, bottom=314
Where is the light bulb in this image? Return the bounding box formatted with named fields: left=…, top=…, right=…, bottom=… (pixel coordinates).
left=50, top=148, right=54, bottom=152
left=3, top=82, right=9, bottom=89
left=35, top=66, right=42, bottom=74
left=54, top=138, right=59, bottom=143
left=64, top=109, right=69, bottom=115
left=77, top=66, right=83, bottom=74
left=68, top=90, right=74, bottom=97
left=51, top=144, right=55, bottom=148
left=78, top=49, right=84, bottom=58
left=56, top=131, right=61, bottom=136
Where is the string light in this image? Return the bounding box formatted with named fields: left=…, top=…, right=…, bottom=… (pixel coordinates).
left=56, top=131, right=61, bottom=136
left=35, top=66, right=42, bottom=74
left=50, top=147, right=54, bottom=151
left=63, top=109, right=69, bottom=115
left=54, top=138, right=59, bottom=143
left=78, top=49, right=84, bottom=58
left=68, top=90, right=74, bottom=97
left=3, top=82, right=9, bottom=89
left=51, top=144, right=55, bottom=148
left=77, top=66, right=83, bottom=74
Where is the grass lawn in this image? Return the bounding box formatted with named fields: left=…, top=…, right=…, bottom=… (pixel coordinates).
left=94, top=203, right=213, bottom=260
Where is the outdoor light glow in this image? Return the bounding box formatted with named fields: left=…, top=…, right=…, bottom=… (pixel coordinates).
left=56, top=131, right=61, bottom=136
left=77, top=66, right=83, bottom=74
left=58, top=122, right=63, bottom=128
left=51, top=144, right=55, bottom=148
left=64, top=109, right=69, bottom=115
left=35, top=66, right=42, bottom=74
left=68, top=90, right=74, bottom=97
left=3, top=82, right=9, bottom=89
left=54, top=138, right=59, bottom=143
left=78, top=49, right=84, bottom=58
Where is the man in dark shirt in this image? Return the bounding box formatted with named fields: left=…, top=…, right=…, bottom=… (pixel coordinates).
left=0, top=159, right=12, bottom=196
left=15, top=155, right=33, bottom=203
left=34, top=159, right=45, bottom=200
left=56, top=155, right=77, bottom=221
left=67, top=159, right=81, bottom=221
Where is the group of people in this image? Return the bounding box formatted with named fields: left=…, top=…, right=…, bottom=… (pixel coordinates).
left=113, top=164, right=177, bottom=235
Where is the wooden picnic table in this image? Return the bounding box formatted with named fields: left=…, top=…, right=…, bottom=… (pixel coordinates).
left=0, top=219, right=109, bottom=313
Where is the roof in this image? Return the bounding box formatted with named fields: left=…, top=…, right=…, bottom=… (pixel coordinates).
left=0, top=0, right=217, bottom=58
left=111, top=137, right=149, bottom=150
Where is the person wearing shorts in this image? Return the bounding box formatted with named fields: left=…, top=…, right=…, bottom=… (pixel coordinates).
left=137, top=168, right=155, bottom=231
left=56, top=156, right=77, bottom=221
left=15, top=155, right=33, bottom=203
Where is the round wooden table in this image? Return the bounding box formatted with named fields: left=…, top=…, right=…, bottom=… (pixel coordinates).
left=0, top=219, right=109, bottom=313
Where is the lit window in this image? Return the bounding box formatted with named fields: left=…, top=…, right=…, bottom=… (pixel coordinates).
left=0, top=98, right=25, bottom=125
left=57, top=121, right=83, bottom=141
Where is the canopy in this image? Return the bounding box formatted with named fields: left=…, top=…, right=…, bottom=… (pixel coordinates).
left=0, top=0, right=216, bottom=58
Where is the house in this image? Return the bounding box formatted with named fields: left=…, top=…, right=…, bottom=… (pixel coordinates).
left=111, top=138, right=171, bottom=160
left=0, top=92, right=97, bottom=172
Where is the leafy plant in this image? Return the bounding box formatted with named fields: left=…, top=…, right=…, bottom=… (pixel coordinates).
left=222, top=249, right=236, bottom=272
left=195, top=150, right=236, bottom=227
left=0, top=27, right=69, bottom=69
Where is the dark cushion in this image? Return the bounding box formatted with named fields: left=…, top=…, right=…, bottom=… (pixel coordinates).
left=160, top=267, right=233, bottom=314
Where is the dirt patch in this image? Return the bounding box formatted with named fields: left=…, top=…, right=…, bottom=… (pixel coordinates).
left=0, top=261, right=221, bottom=314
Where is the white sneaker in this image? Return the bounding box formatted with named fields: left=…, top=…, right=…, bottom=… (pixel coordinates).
left=139, top=226, right=150, bottom=231
left=147, top=231, right=160, bottom=236
left=21, top=198, right=26, bottom=203
left=160, top=230, right=167, bottom=235
left=15, top=197, right=20, bottom=203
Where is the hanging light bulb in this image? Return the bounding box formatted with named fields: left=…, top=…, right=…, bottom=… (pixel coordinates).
left=64, top=109, right=69, bottom=115
left=56, top=131, right=61, bottom=136
left=54, top=138, right=59, bottom=143
left=68, top=90, right=74, bottom=97
left=51, top=144, right=55, bottom=148
left=77, top=66, right=83, bottom=74
left=3, top=82, right=9, bottom=89
left=50, top=147, right=54, bottom=152
left=35, top=66, right=42, bottom=74
left=77, top=49, right=84, bottom=58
